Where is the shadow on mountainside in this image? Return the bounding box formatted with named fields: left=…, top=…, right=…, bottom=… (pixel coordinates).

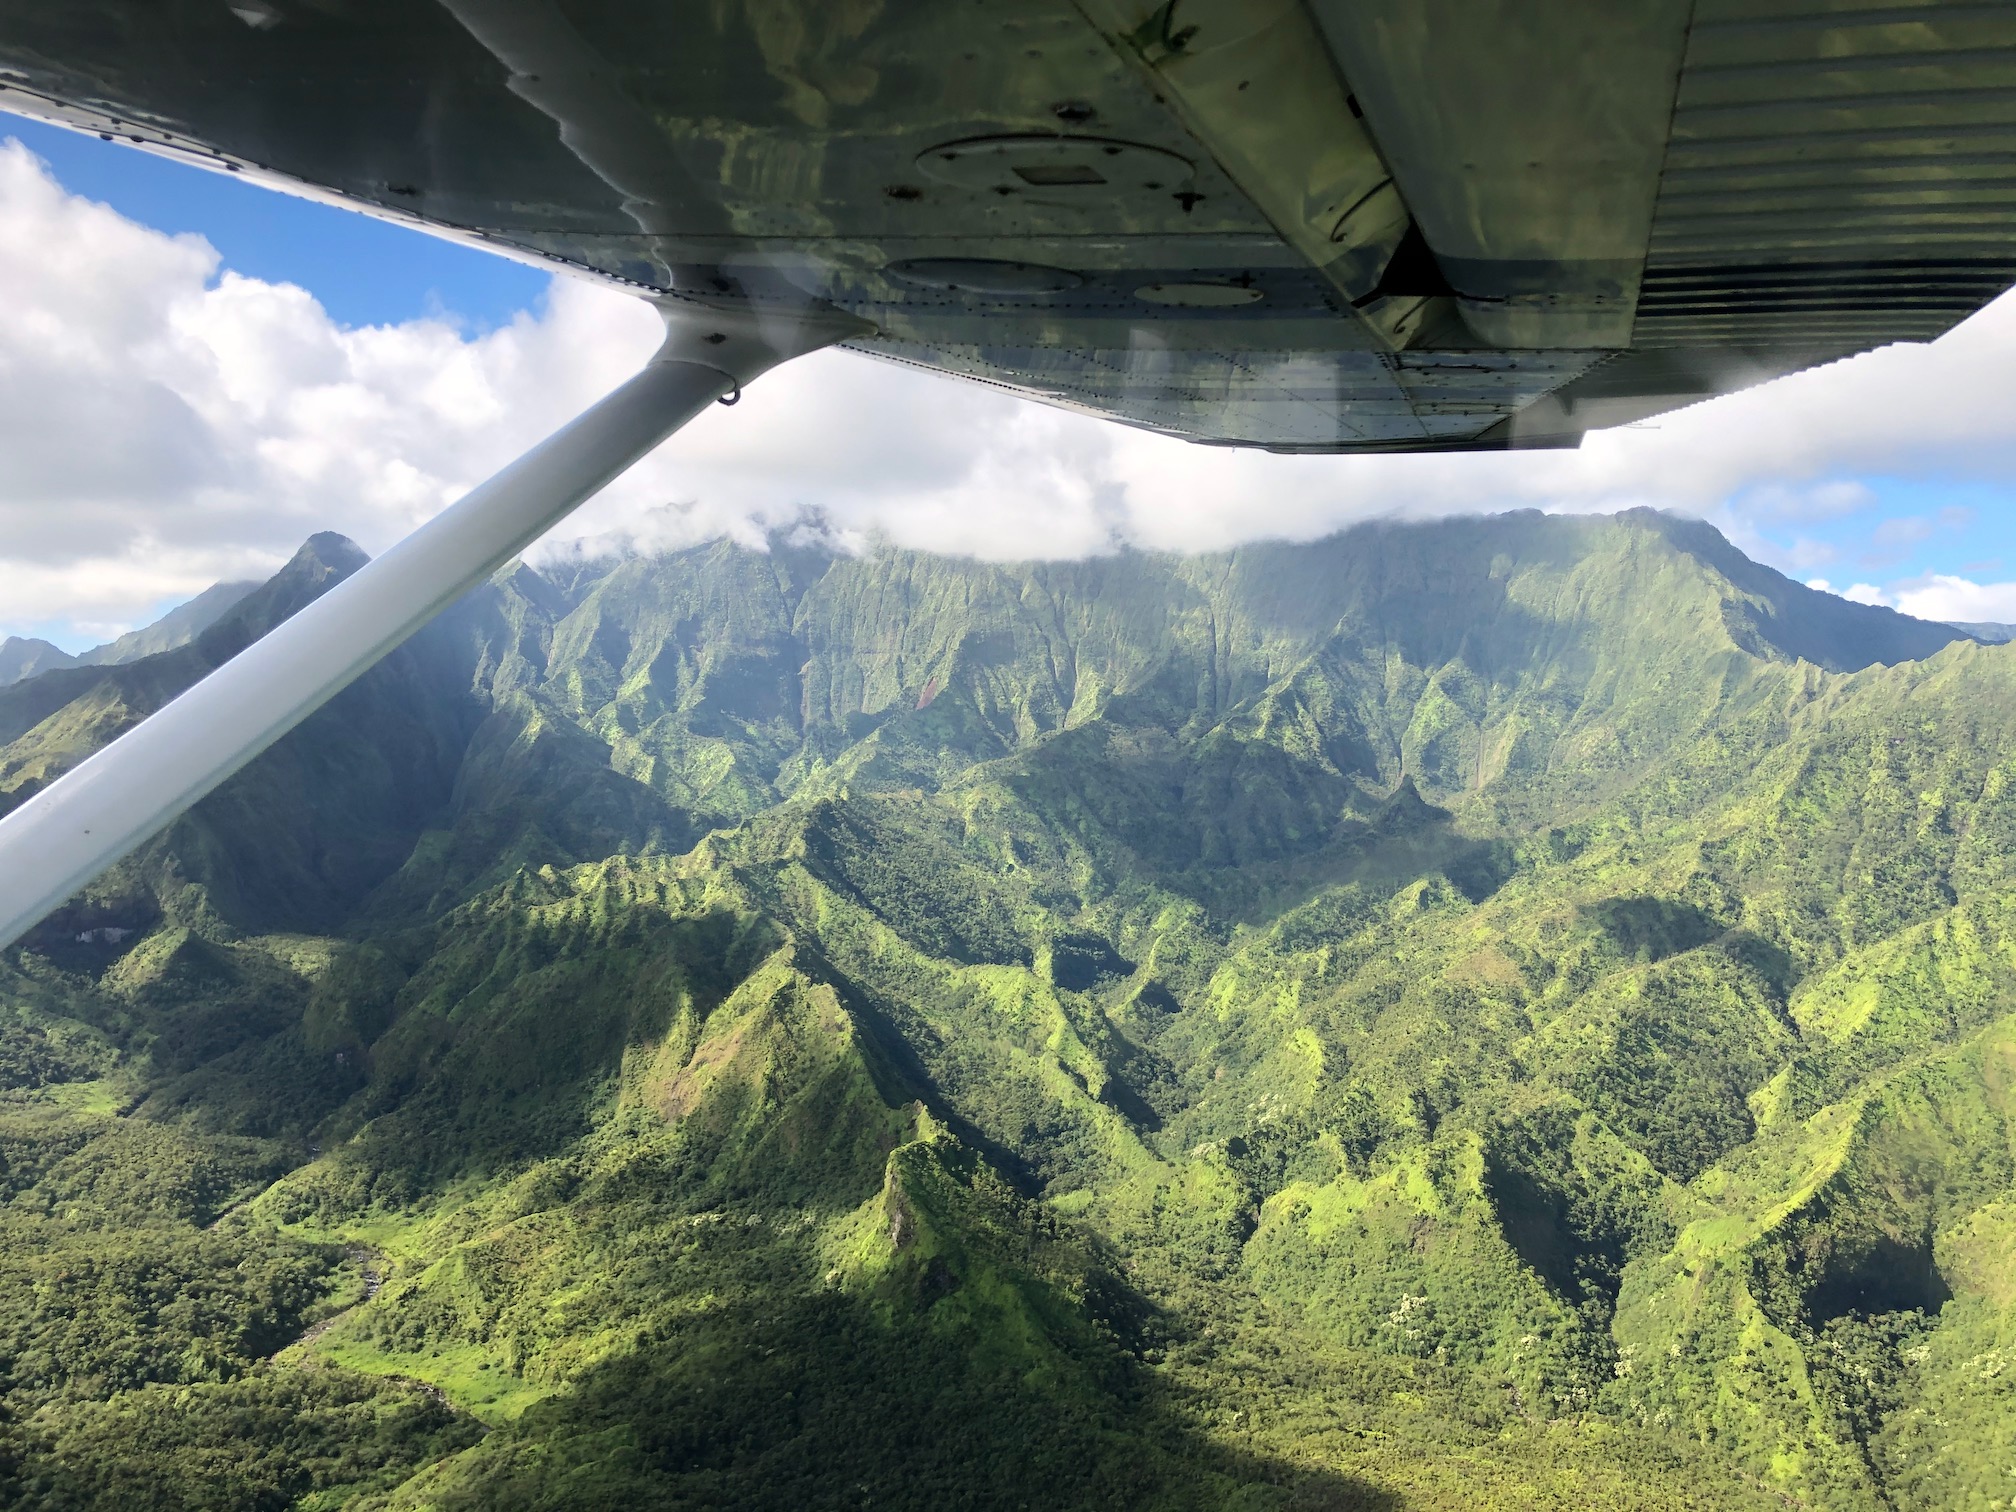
left=982, top=718, right=1517, bottom=926
left=367, top=1218, right=1400, bottom=1512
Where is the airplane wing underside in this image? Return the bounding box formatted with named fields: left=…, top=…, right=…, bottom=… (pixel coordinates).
left=2, top=0, right=2014, bottom=451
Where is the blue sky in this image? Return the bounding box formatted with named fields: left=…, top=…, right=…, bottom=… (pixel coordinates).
left=2, top=114, right=546, bottom=330
left=1741, top=475, right=2016, bottom=597
left=7, top=104, right=2016, bottom=648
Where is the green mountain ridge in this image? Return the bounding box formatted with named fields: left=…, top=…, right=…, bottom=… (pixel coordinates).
left=0, top=638, right=74, bottom=687
left=0, top=579, right=259, bottom=689
left=0, top=509, right=2009, bottom=1510
left=1950, top=620, right=2016, bottom=644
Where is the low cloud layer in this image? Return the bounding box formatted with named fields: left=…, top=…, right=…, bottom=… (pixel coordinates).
left=5, top=138, right=2016, bottom=642
left=1810, top=573, right=2016, bottom=624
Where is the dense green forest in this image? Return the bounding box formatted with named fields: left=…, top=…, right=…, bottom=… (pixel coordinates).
left=0, top=508, right=2010, bottom=1509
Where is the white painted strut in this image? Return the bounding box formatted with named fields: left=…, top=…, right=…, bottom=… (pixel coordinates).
left=0, top=296, right=866, bottom=952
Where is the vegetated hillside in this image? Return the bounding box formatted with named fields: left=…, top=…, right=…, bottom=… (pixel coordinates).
left=0, top=579, right=257, bottom=689
left=69, top=578, right=261, bottom=668
left=0, top=509, right=2009, bottom=1511
left=0, top=637, right=74, bottom=686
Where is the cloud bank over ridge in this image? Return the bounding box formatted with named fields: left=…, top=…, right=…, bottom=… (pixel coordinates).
left=5, top=137, right=2016, bottom=641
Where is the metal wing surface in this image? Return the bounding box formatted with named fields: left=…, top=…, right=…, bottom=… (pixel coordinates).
left=2, top=0, right=2013, bottom=452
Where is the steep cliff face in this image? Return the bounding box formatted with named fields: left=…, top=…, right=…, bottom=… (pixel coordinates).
left=0, top=511, right=2008, bottom=1511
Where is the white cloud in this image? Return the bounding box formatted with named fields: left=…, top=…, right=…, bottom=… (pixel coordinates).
left=1784, top=538, right=1840, bottom=572
left=1721, top=480, right=1875, bottom=526
left=10, top=134, right=2016, bottom=641
left=1891, top=574, right=2016, bottom=625
left=0, top=140, right=645, bottom=636
left=1843, top=583, right=1890, bottom=607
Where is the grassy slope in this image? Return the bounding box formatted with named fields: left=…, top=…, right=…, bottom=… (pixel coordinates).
left=0, top=511, right=2009, bottom=1509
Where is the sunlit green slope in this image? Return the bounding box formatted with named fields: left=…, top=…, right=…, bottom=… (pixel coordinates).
left=0, top=509, right=2009, bottom=1511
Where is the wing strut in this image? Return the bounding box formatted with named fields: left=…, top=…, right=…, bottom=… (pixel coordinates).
left=0, top=295, right=868, bottom=952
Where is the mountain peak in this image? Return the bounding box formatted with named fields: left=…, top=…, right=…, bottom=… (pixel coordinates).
left=295, top=531, right=370, bottom=575
left=0, top=635, right=77, bottom=686
left=196, top=533, right=370, bottom=656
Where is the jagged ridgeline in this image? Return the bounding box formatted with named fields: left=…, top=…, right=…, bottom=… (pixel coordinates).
left=0, top=509, right=2010, bottom=1510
